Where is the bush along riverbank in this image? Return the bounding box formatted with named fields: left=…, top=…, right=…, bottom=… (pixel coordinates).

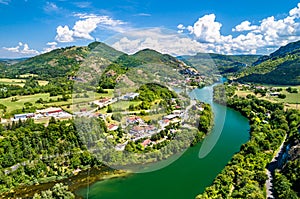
left=196, top=85, right=300, bottom=198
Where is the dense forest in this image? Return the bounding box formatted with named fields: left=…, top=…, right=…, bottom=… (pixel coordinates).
left=0, top=118, right=103, bottom=197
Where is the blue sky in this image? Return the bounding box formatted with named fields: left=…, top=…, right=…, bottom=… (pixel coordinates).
left=1, top=0, right=300, bottom=58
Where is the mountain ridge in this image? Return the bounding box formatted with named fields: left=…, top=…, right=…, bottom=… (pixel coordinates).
left=237, top=40, right=300, bottom=85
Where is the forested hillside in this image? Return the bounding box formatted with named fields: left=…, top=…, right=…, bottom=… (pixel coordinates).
left=237, top=40, right=300, bottom=85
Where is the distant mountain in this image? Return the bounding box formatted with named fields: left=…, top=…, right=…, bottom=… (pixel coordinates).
left=0, top=42, right=124, bottom=79
left=237, top=40, right=300, bottom=85
left=181, top=53, right=260, bottom=75
left=0, top=58, right=28, bottom=65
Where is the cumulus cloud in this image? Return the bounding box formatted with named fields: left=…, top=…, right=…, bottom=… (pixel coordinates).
left=55, top=14, right=126, bottom=43
left=42, top=42, right=58, bottom=53
left=189, top=14, right=223, bottom=43
left=109, top=28, right=208, bottom=56
left=3, top=42, right=39, bottom=56
left=55, top=25, right=74, bottom=42
left=232, top=21, right=258, bottom=32
left=178, top=3, right=300, bottom=54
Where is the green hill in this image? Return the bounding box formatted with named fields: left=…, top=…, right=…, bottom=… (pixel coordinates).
left=237, top=40, right=300, bottom=85
left=132, top=49, right=182, bottom=68
left=0, top=42, right=124, bottom=80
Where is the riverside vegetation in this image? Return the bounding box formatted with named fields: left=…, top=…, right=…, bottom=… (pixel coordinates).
left=196, top=84, right=300, bottom=198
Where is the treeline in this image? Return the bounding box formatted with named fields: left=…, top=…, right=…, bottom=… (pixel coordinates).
left=0, top=78, right=73, bottom=99
left=196, top=87, right=300, bottom=198
left=0, top=118, right=102, bottom=196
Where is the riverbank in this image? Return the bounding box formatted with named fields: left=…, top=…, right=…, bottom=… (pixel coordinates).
left=75, top=85, right=250, bottom=199
left=0, top=167, right=128, bottom=199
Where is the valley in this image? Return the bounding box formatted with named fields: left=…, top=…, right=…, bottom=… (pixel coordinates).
left=0, top=41, right=299, bottom=199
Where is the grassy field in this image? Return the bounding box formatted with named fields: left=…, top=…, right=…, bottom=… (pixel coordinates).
left=0, top=78, right=49, bottom=87
left=235, top=85, right=300, bottom=110
left=0, top=90, right=115, bottom=114
left=0, top=93, right=58, bottom=113
left=111, top=101, right=141, bottom=111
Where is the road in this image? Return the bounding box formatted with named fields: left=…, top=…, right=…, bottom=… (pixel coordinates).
left=265, top=135, right=286, bottom=199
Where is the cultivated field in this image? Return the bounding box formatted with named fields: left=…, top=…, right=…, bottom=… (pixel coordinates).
left=0, top=78, right=49, bottom=87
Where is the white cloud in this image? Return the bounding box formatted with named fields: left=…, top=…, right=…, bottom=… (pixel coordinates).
left=3, top=42, right=39, bottom=56
left=135, top=13, right=151, bottom=17
left=0, top=0, right=10, bottom=5
left=289, top=3, right=300, bottom=18
left=42, top=42, right=58, bottom=53
left=177, top=3, right=300, bottom=54
left=55, top=14, right=126, bottom=42
left=55, top=25, right=74, bottom=42
left=3, top=46, right=20, bottom=53
left=109, top=28, right=208, bottom=56
left=232, top=21, right=258, bottom=32
left=189, top=14, right=222, bottom=43
left=44, top=2, right=60, bottom=13
left=73, top=2, right=92, bottom=8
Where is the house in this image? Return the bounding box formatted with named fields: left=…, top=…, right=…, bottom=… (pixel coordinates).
left=123, top=93, right=140, bottom=100
left=108, top=124, right=119, bottom=131
left=142, top=139, right=151, bottom=147
left=270, top=92, right=280, bottom=96
left=14, top=113, right=31, bottom=120
left=159, top=119, right=170, bottom=127
left=126, top=116, right=144, bottom=125
left=130, top=126, right=145, bottom=135
left=36, top=107, right=62, bottom=116
left=93, top=98, right=112, bottom=107
left=163, top=114, right=179, bottom=120
left=144, top=125, right=156, bottom=134
left=105, top=70, right=117, bottom=77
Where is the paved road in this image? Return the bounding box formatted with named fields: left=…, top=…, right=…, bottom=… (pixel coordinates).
left=265, top=135, right=286, bottom=199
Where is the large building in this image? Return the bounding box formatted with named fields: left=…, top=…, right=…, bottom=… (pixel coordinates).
left=36, top=107, right=63, bottom=116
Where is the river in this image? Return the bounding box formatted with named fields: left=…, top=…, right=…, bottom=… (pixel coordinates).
left=77, top=84, right=250, bottom=199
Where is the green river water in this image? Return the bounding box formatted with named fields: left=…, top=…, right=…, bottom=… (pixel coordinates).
left=77, top=85, right=250, bottom=199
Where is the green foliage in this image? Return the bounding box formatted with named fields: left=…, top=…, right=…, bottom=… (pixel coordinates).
left=278, top=93, right=287, bottom=99
left=138, top=83, right=177, bottom=102
left=197, top=86, right=299, bottom=199
left=33, top=183, right=75, bottom=199
left=0, top=119, right=101, bottom=194
left=132, top=49, right=180, bottom=68
left=286, top=87, right=298, bottom=93
left=106, top=105, right=113, bottom=113
left=198, top=104, right=213, bottom=134
left=114, top=54, right=144, bottom=68
left=273, top=171, right=298, bottom=199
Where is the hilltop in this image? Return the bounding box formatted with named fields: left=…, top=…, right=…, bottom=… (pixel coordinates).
left=0, top=42, right=124, bottom=80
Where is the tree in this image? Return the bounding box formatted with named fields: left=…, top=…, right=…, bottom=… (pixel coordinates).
left=107, top=105, right=112, bottom=113
left=33, top=183, right=75, bottom=199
